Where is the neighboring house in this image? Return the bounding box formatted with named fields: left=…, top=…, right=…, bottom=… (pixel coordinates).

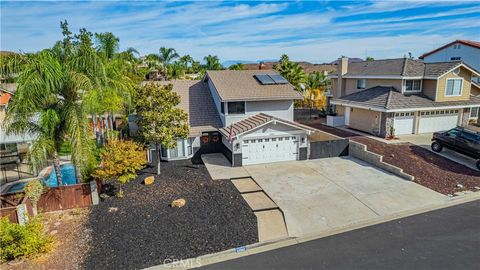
left=243, top=61, right=336, bottom=75
left=328, top=57, right=480, bottom=137
left=0, top=83, right=34, bottom=158
left=419, top=40, right=480, bottom=73
left=137, top=70, right=314, bottom=166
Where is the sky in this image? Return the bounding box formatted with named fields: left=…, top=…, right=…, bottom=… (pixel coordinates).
left=1, top=0, right=480, bottom=64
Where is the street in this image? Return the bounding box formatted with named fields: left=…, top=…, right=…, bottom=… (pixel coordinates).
left=202, top=200, right=480, bottom=270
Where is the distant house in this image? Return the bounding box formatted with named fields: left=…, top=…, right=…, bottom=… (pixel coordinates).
left=328, top=57, right=480, bottom=137
left=135, top=70, right=315, bottom=166
left=419, top=40, right=480, bottom=95
left=243, top=61, right=336, bottom=75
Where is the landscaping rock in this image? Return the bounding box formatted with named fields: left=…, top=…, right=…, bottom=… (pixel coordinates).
left=144, top=176, right=155, bottom=185
left=108, top=207, right=118, bottom=213
left=171, top=198, right=186, bottom=208
left=456, top=184, right=464, bottom=189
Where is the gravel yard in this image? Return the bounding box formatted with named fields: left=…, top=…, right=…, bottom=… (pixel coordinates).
left=305, top=122, right=480, bottom=195
left=81, top=160, right=258, bottom=270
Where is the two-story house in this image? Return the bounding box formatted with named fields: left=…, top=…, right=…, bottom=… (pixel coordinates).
left=145, top=70, right=313, bottom=166
left=328, top=57, right=480, bottom=137
left=419, top=40, right=480, bottom=95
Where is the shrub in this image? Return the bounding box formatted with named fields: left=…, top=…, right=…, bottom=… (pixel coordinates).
left=24, top=179, right=45, bottom=215
left=0, top=217, right=52, bottom=262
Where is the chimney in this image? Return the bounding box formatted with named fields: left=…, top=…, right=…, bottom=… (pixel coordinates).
left=337, top=56, right=349, bottom=97
left=259, top=61, right=266, bottom=70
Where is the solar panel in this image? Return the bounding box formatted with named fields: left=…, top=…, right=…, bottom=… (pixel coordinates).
left=268, top=74, right=289, bottom=84
left=255, top=74, right=276, bottom=85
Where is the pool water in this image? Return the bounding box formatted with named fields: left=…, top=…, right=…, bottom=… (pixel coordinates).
left=5, top=163, right=78, bottom=194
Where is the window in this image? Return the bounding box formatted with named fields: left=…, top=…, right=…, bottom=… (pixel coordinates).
left=445, top=78, right=463, bottom=96
left=356, top=79, right=366, bottom=90
left=220, top=102, right=225, bottom=114
left=227, top=102, right=245, bottom=114
left=450, top=57, right=461, bottom=61
left=187, top=138, right=194, bottom=155
left=471, top=107, right=479, bottom=118
left=404, top=80, right=421, bottom=92
left=446, top=128, right=460, bottom=138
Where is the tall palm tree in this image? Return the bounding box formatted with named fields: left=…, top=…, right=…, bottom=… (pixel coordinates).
left=179, top=54, right=193, bottom=68
left=203, top=55, right=223, bottom=70
left=95, top=32, right=120, bottom=60
left=158, top=47, right=179, bottom=65
left=305, top=71, right=326, bottom=118
left=4, top=51, right=93, bottom=185
left=276, top=61, right=305, bottom=92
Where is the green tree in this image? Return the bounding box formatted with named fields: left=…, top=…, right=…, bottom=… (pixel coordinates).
left=93, top=139, right=146, bottom=197
left=24, top=179, right=45, bottom=215
left=304, top=71, right=326, bottom=117
left=228, top=63, right=245, bottom=70
left=94, top=32, right=120, bottom=60
left=158, top=47, right=179, bottom=65
left=135, top=83, right=189, bottom=175
left=366, top=56, right=374, bottom=61
left=179, top=54, right=193, bottom=68
left=203, top=55, right=223, bottom=70
left=275, top=56, right=305, bottom=92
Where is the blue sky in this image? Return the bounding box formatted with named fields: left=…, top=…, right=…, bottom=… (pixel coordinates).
left=1, top=0, right=479, bottom=63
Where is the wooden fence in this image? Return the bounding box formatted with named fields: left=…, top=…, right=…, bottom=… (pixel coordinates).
left=0, top=196, right=34, bottom=223
left=37, top=183, right=93, bottom=212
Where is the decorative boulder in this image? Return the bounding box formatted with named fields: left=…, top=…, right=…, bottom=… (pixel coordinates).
left=171, top=198, right=186, bottom=208
left=144, top=176, right=155, bottom=185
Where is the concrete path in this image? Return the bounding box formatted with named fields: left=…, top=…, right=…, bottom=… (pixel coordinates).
left=201, top=153, right=250, bottom=180
left=231, top=178, right=262, bottom=193
left=398, top=133, right=478, bottom=170
left=244, top=157, right=447, bottom=237
left=254, top=210, right=288, bottom=242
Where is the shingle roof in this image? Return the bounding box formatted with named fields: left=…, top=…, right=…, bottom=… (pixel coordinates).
left=219, top=113, right=314, bottom=138
left=331, top=58, right=467, bottom=78
left=150, top=80, right=222, bottom=136
left=333, top=86, right=480, bottom=111
left=206, top=70, right=302, bottom=101
left=419, top=40, right=480, bottom=59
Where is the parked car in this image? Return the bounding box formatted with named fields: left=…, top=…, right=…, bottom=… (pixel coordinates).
left=431, top=126, right=480, bottom=170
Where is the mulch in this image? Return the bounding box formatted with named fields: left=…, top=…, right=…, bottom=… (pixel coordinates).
left=305, top=123, right=480, bottom=195
left=81, top=159, right=258, bottom=270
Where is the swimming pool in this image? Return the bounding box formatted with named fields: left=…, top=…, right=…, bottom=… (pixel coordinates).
left=4, top=163, right=78, bottom=194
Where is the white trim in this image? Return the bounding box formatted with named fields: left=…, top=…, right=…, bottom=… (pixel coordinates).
left=402, top=79, right=422, bottom=93
left=444, top=78, right=463, bottom=97
left=438, top=63, right=480, bottom=78
left=233, top=119, right=313, bottom=139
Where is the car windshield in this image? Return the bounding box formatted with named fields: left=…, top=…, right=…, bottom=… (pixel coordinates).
left=446, top=129, right=460, bottom=138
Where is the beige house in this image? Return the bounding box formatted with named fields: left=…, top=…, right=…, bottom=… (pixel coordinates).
left=328, top=57, right=480, bottom=137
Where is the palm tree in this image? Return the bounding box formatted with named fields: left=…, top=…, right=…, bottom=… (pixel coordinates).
left=305, top=71, right=326, bottom=118
left=276, top=61, right=305, bottom=92
left=179, top=54, right=193, bottom=68
left=4, top=51, right=93, bottom=185
left=203, top=55, right=223, bottom=70
left=158, top=47, right=179, bottom=65
left=95, top=32, right=120, bottom=60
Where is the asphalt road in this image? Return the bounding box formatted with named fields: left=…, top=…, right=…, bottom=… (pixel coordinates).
left=202, top=200, right=480, bottom=270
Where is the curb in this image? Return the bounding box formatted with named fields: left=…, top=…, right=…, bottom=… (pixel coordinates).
left=146, top=192, right=480, bottom=270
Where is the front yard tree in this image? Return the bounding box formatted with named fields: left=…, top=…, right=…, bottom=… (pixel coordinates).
left=94, top=139, right=146, bottom=197
left=135, top=83, right=189, bottom=175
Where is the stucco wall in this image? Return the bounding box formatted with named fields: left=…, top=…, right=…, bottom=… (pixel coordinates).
left=224, top=100, right=294, bottom=126
left=343, top=78, right=403, bottom=96
left=336, top=105, right=345, bottom=116
left=349, top=108, right=381, bottom=135
left=423, top=43, right=480, bottom=72
left=207, top=77, right=225, bottom=125
left=435, top=66, right=472, bottom=102
left=422, top=79, right=437, bottom=100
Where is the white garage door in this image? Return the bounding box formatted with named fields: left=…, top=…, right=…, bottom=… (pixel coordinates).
left=242, top=136, right=298, bottom=165
left=393, top=112, right=415, bottom=135
left=418, top=109, right=459, bottom=133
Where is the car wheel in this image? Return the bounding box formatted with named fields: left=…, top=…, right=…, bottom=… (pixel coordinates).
left=477, top=160, right=480, bottom=171
left=431, top=141, right=443, bottom=152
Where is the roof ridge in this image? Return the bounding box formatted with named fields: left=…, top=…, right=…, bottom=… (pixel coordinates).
left=385, top=88, right=394, bottom=110
left=401, top=58, right=408, bottom=76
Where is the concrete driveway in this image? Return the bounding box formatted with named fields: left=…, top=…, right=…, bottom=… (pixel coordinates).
left=398, top=133, right=478, bottom=171
left=244, top=157, right=447, bottom=237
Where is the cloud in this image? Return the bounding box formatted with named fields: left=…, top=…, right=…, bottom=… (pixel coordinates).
left=1, top=0, right=479, bottom=63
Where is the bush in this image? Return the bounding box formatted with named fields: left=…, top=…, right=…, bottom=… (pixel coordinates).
left=0, top=217, right=52, bottom=262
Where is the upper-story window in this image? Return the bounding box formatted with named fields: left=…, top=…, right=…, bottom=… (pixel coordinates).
left=450, top=57, right=461, bottom=61
left=356, top=79, right=366, bottom=90
left=445, top=78, right=463, bottom=96
left=220, top=102, right=225, bottom=114
left=404, top=79, right=421, bottom=92
left=227, top=101, right=245, bottom=114
left=453, top=44, right=462, bottom=49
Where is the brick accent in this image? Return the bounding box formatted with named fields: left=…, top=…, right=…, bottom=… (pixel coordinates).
left=380, top=112, right=394, bottom=138
left=461, top=108, right=470, bottom=127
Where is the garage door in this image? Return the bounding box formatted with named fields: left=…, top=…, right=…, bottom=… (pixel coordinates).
left=418, top=109, right=459, bottom=133
left=393, top=112, right=415, bottom=135
left=242, top=136, right=298, bottom=165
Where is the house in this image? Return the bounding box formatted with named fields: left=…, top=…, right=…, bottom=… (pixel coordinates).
left=419, top=40, right=480, bottom=95
left=328, top=57, right=480, bottom=137
left=141, top=70, right=314, bottom=166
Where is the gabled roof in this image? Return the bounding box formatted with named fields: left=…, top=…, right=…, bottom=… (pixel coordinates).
left=205, top=70, right=302, bottom=101
left=219, top=113, right=314, bottom=138
left=148, top=80, right=222, bottom=136
left=419, top=40, right=480, bottom=59
left=329, top=58, right=477, bottom=78
left=332, top=86, right=480, bottom=112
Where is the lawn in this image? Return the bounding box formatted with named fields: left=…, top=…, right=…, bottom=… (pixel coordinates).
left=81, top=159, right=258, bottom=270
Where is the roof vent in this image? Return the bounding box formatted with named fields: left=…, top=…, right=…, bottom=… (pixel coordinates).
left=254, top=74, right=289, bottom=85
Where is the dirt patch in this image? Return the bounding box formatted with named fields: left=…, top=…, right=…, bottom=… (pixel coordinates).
left=306, top=122, right=480, bottom=195
left=81, top=159, right=258, bottom=270
left=2, top=208, right=91, bottom=270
